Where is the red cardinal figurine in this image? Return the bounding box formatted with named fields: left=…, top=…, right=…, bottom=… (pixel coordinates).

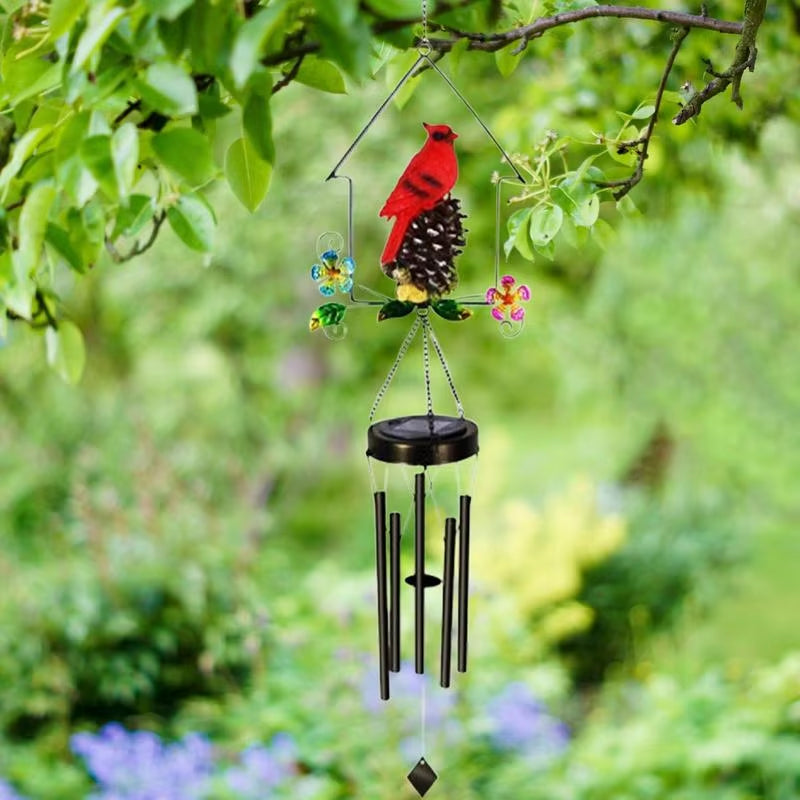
left=379, top=122, right=458, bottom=266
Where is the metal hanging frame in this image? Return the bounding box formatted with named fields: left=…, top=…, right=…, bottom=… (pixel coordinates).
left=325, top=52, right=527, bottom=308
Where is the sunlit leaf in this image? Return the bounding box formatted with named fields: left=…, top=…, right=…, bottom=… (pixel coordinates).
left=45, top=320, right=86, bottom=384
left=167, top=192, right=215, bottom=251
left=137, top=62, right=198, bottom=117
left=225, top=137, right=272, bottom=212
left=152, top=128, right=216, bottom=187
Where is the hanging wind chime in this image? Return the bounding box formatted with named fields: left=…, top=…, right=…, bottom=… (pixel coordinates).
left=307, top=8, right=529, bottom=795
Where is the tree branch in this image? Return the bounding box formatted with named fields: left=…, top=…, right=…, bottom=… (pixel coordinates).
left=431, top=6, right=741, bottom=51
left=271, top=55, right=306, bottom=95
left=599, top=27, right=690, bottom=200
left=261, top=5, right=741, bottom=69
left=105, top=211, right=167, bottom=263
left=672, top=0, right=766, bottom=124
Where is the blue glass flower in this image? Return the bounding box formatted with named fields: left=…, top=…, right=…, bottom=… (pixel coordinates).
left=310, top=249, right=355, bottom=296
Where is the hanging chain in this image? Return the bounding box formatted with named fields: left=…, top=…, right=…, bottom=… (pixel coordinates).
left=427, top=322, right=464, bottom=418
left=418, top=0, right=431, bottom=54
left=421, top=311, right=434, bottom=419
left=369, top=317, right=421, bottom=422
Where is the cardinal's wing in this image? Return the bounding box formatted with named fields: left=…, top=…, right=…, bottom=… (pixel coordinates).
left=379, top=150, right=444, bottom=218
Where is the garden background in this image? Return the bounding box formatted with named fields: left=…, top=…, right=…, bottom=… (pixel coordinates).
left=0, top=1, right=798, bottom=798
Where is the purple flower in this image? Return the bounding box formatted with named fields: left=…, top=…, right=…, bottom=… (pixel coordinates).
left=0, top=780, right=27, bottom=800
left=485, top=682, right=570, bottom=760
left=70, top=724, right=214, bottom=799
left=224, top=733, right=297, bottom=798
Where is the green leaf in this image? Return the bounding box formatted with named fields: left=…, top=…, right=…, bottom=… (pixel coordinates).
left=230, top=2, right=288, bottom=89
left=111, top=123, right=139, bottom=198
left=50, top=0, right=87, bottom=38
left=378, top=300, right=415, bottom=321
left=242, top=93, right=275, bottom=164
left=0, top=126, right=53, bottom=199
left=225, top=137, right=272, bottom=213
left=310, top=302, right=347, bottom=331
left=386, top=49, right=421, bottom=110
left=495, top=46, right=522, bottom=77
left=315, top=0, right=371, bottom=79
left=365, top=0, right=419, bottom=14
left=136, top=62, right=198, bottom=117
left=141, top=0, right=193, bottom=20
left=572, top=194, right=600, bottom=227
left=45, top=321, right=86, bottom=384
left=45, top=223, right=85, bottom=273
left=71, top=6, right=126, bottom=73
left=431, top=299, right=472, bottom=321
left=1, top=48, right=60, bottom=105
left=505, top=207, right=533, bottom=260
left=167, top=193, right=215, bottom=251
left=530, top=204, right=564, bottom=246
left=80, top=135, right=118, bottom=199
left=112, top=194, right=156, bottom=239
left=152, top=128, right=216, bottom=187
left=17, top=181, right=56, bottom=275
left=294, top=57, right=346, bottom=94
left=632, top=104, right=656, bottom=120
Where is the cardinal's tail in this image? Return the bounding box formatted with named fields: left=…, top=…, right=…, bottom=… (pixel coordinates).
left=381, top=212, right=414, bottom=266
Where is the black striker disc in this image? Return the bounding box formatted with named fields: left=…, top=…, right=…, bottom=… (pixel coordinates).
left=367, top=415, right=479, bottom=466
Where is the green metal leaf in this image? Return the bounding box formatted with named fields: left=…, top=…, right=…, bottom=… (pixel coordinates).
left=310, top=302, right=347, bottom=331
left=431, top=299, right=472, bottom=322
left=378, top=300, right=415, bottom=321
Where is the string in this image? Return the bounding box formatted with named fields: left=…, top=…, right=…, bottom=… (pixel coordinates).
left=421, top=672, right=427, bottom=756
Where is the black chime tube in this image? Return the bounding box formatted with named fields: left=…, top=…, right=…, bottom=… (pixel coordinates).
left=457, top=494, right=471, bottom=673
left=389, top=512, right=401, bottom=673
left=414, top=472, right=426, bottom=674
left=440, top=517, right=456, bottom=688
left=374, top=491, right=390, bottom=700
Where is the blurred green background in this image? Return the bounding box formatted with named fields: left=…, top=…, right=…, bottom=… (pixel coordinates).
left=1, top=10, right=799, bottom=798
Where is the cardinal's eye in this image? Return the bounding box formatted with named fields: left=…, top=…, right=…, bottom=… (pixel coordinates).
left=432, top=131, right=446, bottom=141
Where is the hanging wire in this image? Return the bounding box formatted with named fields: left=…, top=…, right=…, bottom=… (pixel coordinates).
left=369, top=316, right=421, bottom=422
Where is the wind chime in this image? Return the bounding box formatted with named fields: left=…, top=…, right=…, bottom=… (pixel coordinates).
left=307, top=10, right=529, bottom=795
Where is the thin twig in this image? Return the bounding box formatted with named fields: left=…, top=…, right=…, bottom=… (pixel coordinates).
left=272, top=55, right=306, bottom=95
left=105, top=211, right=167, bottom=263
left=599, top=27, right=690, bottom=200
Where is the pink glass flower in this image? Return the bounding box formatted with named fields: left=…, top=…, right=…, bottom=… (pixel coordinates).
left=486, top=275, right=531, bottom=322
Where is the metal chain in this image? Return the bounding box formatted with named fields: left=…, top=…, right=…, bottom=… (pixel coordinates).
left=369, top=317, right=421, bottom=423
left=419, top=0, right=431, bottom=54
left=427, top=321, right=464, bottom=418
left=421, top=311, right=434, bottom=418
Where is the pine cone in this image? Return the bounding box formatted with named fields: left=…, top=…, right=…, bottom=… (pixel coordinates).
left=383, top=197, right=467, bottom=303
